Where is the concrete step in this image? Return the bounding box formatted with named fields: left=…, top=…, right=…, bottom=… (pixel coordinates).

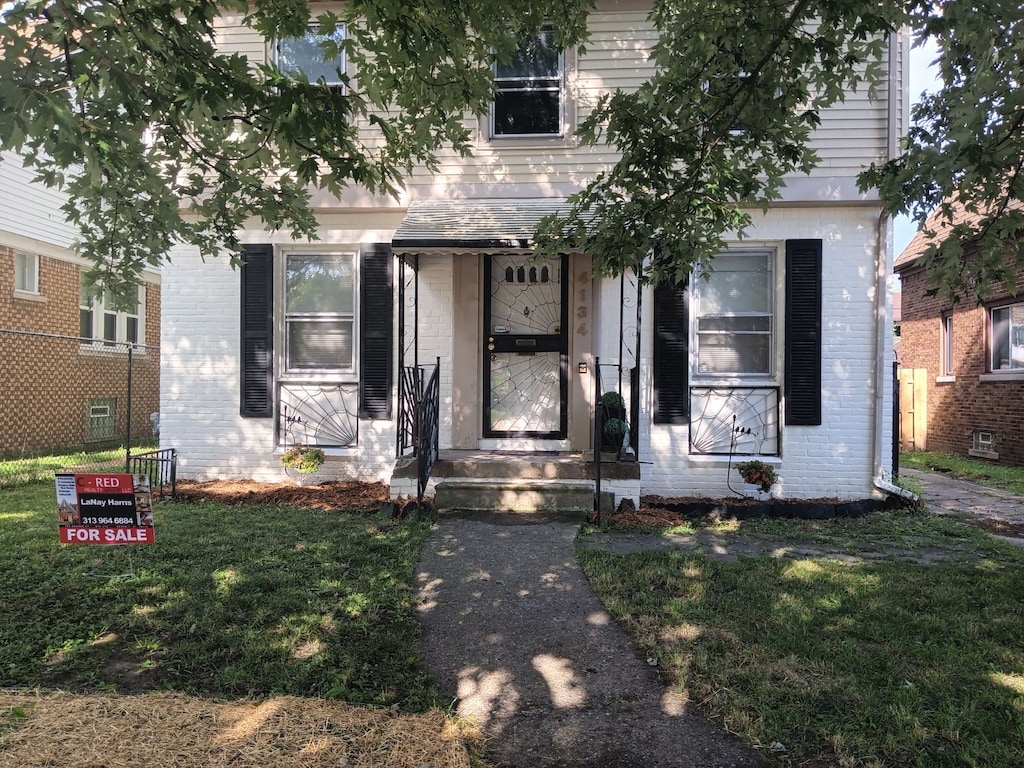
left=391, top=450, right=641, bottom=482
left=434, top=478, right=600, bottom=518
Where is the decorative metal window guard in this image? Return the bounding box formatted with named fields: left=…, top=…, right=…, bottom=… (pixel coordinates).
left=277, top=383, right=359, bottom=447
left=689, top=386, right=780, bottom=456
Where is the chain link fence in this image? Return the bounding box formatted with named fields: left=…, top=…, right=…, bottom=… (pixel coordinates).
left=0, top=329, right=160, bottom=489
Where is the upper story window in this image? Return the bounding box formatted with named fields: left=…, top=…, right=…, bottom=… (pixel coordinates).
left=14, top=251, right=39, bottom=293
left=990, top=302, right=1024, bottom=372
left=276, top=23, right=346, bottom=91
left=283, top=253, right=355, bottom=374
left=694, top=249, right=774, bottom=376
left=491, top=27, right=563, bottom=138
left=80, top=277, right=143, bottom=346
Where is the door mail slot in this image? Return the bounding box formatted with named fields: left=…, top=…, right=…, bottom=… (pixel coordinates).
left=515, top=338, right=537, bottom=348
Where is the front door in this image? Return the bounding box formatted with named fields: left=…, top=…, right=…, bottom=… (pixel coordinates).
left=483, top=253, right=569, bottom=438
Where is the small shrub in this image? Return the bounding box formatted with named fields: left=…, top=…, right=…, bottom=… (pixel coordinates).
left=735, top=459, right=777, bottom=492
left=600, top=391, right=626, bottom=410
left=280, top=445, right=325, bottom=474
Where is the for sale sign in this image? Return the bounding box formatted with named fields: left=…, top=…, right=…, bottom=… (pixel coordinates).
left=56, top=473, right=155, bottom=545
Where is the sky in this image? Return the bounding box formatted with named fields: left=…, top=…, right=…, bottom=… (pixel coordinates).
left=892, top=36, right=942, bottom=255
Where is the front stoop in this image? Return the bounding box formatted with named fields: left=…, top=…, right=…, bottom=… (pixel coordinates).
left=435, top=479, right=595, bottom=518
left=390, top=450, right=638, bottom=518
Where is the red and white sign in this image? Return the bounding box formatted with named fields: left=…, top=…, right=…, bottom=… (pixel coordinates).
left=56, top=473, right=155, bottom=545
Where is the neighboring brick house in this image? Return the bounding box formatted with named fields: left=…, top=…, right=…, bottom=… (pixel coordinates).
left=161, top=5, right=906, bottom=504
left=895, top=202, right=1024, bottom=466
left=0, top=150, right=162, bottom=456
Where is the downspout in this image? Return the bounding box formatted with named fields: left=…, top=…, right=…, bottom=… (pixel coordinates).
left=872, top=30, right=917, bottom=501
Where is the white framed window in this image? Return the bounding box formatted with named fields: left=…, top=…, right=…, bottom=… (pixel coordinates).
left=14, top=251, right=38, bottom=293
left=276, top=23, right=346, bottom=90
left=85, top=398, right=116, bottom=442
left=80, top=277, right=143, bottom=346
left=990, top=302, right=1024, bottom=372
left=694, top=249, right=775, bottom=377
left=491, top=27, right=564, bottom=138
left=941, top=314, right=954, bottom=376
left=283, top=252, right=356, bottom=374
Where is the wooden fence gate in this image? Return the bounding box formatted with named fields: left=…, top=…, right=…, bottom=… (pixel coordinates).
left=897, top=367, right=928, bottom=452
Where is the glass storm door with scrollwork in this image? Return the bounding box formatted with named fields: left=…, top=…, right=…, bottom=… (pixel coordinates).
left=483, top=253, right=569, bottom=438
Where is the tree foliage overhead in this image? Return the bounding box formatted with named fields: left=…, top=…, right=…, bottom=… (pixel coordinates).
left=0, top=0, right=590, bottom=297
left=861, top=0, right=1024, bottom=300
left=2, top=1, right=1020, bottom=298
left=535, top=0, right=905, bottom=286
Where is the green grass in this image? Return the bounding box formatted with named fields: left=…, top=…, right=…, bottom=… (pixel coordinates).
left=0, top=441, right=158, bottom=488
left=901, top=450, right=1024, bottom=494
left=579, top=513, right=1024, bottom=767
left=0, top=481, right=438, bottom=711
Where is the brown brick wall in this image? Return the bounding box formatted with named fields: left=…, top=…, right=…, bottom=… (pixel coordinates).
left=0, top=244, right=161, bottom=454
left=898, top=256, right=1024, bottom=466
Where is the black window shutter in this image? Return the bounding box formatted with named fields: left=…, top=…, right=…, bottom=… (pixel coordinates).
left=359, top=244, right=393, bottom=419
left=785, top=239, right=823, bottom=426
left=239, top=244, right=274, bottom=417
left=653, top=279, right=690, bottom=424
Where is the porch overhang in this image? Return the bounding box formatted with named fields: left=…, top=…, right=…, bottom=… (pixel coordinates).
left=392, top=198, right=570, bottom=250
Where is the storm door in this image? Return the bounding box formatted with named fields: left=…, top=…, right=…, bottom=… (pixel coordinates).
left=484, top=253, right=569, bottom=437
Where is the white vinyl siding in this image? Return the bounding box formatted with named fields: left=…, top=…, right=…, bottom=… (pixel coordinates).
left=206, top=8, right=894, bottom=201
left=213, top=12, right=267, bottom=60
left=0, top=151, right=77, bottom=250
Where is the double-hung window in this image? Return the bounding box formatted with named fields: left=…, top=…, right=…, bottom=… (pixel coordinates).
left=694, top=250, right=774, bottom=376
left=14, top=251, right=39, bottom=293
left=991, top=302, right=1024, bottom=372
left=941, top=314, right=954, bottom=376
left=284, top=253, right=355, bottom=373
left=276, top=23, right=346, bottom=91
left=492, top=28, right=563, bottom=137
left=80, top=277, right=142, bottom=346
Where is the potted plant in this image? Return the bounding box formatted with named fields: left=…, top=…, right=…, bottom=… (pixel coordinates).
left=600, top=390, right=626, bottom=434
left=600, top=390, right=626, bottom=411
left=281, top=444, right=325, bottom=476
left=602, top=417, right=628, bottom=451
left=735, top=459, right=777, bottom=493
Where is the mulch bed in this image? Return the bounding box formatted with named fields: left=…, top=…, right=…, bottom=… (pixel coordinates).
left=172, top=481, right=902, bottom=527
left=174, top=480, right=390, bottom=511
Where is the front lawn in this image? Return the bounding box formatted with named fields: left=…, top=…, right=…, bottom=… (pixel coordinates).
left=579, top=511, right=1024, bottom=767
left=0, top=481, right=437, bottom=711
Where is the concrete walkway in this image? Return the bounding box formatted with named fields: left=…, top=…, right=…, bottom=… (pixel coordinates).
left=415, top=519, right=766, bottom=768
left=414, top=471, right=1023, bottom=767
left=901, top=468, right=1024, bottom=543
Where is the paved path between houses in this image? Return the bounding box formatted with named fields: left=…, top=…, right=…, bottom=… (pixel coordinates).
left=414, top=472, right=1023, bottom=768
left=901, top=467, right=1024, bottom=544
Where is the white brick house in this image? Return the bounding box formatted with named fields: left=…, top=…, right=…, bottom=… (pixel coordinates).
left=160, top=4, right=906, bottom=504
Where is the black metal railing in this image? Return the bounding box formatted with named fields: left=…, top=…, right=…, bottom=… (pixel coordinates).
left=398, top=365, right=424, bottom=458
left=417, top=360, right=441, bottom=509
left=126, top=448, right=177, bottom=499
left=592, top=358, right=639, bottom=521
left=397, top=358, right=441, bottom=512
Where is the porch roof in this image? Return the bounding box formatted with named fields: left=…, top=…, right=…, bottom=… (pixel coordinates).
left=392, top=198, right=570, bottom=250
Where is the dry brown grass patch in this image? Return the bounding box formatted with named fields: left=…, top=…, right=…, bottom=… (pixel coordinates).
left=0, top=690, right=478, bottom=768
